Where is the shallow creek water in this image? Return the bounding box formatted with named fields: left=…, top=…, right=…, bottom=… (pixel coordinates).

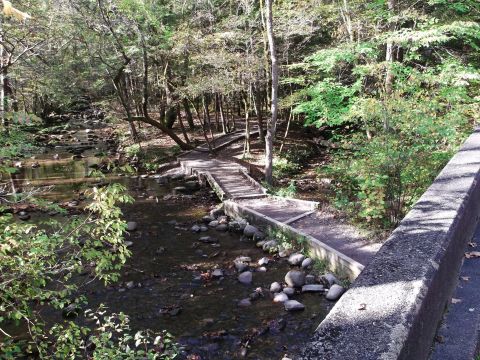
left=4, top=127, right=332, bottom=359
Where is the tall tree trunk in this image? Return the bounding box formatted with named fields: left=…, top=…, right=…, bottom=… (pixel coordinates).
left=219, top=95, right=228, bottom=134
left=243, top=93, right=251, bottom=156
left=385, top=0, right=396, bottom=96
left=203, top=95, right=214, bottom=140
left=177, top=104, right=190, bottom=144
left=384, top=0, right=397, bottom=131
left=214, top=93, right=221, bottom=131
left=0, top=16, right=6, bottom=130
left=190, top=98, right=213, bottom=152
left=253, top=82, right=265, bottom=142
left=265, top=0, right=279, bottom=185
left=183, top=98, right=195, bottom=130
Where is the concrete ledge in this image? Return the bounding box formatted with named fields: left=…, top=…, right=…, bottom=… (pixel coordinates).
left=224, top=200, right=364, bottom=280
left=299, top=129, right=480, bottom=360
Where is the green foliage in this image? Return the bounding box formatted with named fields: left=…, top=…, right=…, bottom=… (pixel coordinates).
left=48, top=307, right=178, bottom=359
left=0, top=126, right=39, bottom=159
left=325, top=72, right=476, bottom=226
left=0, top=184, right=139, bottom=357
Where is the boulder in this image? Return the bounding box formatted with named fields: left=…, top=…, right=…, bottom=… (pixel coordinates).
left=283, top=287, right=295, bottom=296
left=326, top=284, right=346, bottom=301
left=284, top=300, right=305, bottom=312
left=235, top=262, right=249, bottom=273
left=238, top=271, right=253, bottom=285
left=273, top=292, right=289, bottom=303
left=301, top=258, right=314, bottom=269
left=270, top=282, right=282, bottom=293
left=18, top=211, right=30, bottom=221
left=208, top=220, right=219, bottom=228
left=258, top=257, right=269, bottom=266
left=262, top=240, right=279, bottom=252
left=302, top=285, right=324, bottom=293
left=320, top=273, right=340, bottom=287
left=191, top=224, right=201, bottom=233
left=126, top=222, right=138, bottom=231
left=199, top=236, right=218, bottom=243
left=216, top=224, right=228, bottom=232
left=244, top=224, right=259, bottom=238
left=212, top=269, right=224, bottom=278
left=203, top=215, right=215, bottom=224
left=285, top=270, right=306, bottom=288
left=238, top=298, right=252, bottom=307
left=288, top=253, right=305, bottom=266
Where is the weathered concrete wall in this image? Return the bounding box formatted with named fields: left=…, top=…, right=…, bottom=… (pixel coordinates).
left=299, top=129, right=480, bottom=360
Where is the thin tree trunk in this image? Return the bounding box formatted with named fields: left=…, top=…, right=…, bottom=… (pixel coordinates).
left=243, top=93, right=251, bottom=156
left=183, top=98, right=195, bottom=130
left=252, top=82, right=265, bottom=142
left=214, top=93, right=221, bottom=131
left=177, top=104, right=190, bottom=144
left=0, top=15, right=6, bottom=130
left=279, top=109, right=293, bottom=154
left=203, top=95, right=214, bottom=141
left=190, top=98, right=213, bottom=152
left=219, top=95, right=228, bottom=134
left=265, top=0, right=279, bottom=185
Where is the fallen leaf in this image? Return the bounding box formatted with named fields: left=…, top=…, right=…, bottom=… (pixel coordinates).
left=461, top=276, right=470, bottom=281
left=451, top=298, right=462, bottom=304
left=358, top=303, right=367, bottom=311
left=465, top=251, right=480, bottom=259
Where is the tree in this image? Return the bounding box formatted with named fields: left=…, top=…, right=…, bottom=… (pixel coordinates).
left=264, top=0, right=278, bottom=185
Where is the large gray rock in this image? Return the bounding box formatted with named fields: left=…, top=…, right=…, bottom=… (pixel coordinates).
left=270, top=282, right=282, bottom=293
left=238, top=298, right=252, bottom=307
left=273, top=292, right=289, bottom=303
left=326, top=284, right=345, bottom=301
left=238, top=271, right=253, bottom=285
left=302, top=258, right=314, bottom=269
left=284, top=300, right=305, bottom=311
left=285, top=270, right=306, bottom=288
left=244, top=224, right=259, bottom=238
left=127, top=222, right=138, bottom=231
left=263, top=240, right=278, bottom=252
left=199, top=236, right=218, bottom=243
left=258, top=257, right=269, bottom=266
left=302, top=285, right=325, bottom=293
left=235, top=262, right=249, bottom=273
left=228, top=219, right=248, bottom=233
left=321, top=273, right=340, bottom=287
left=203, top=215, right=215, bottom=224
left=283, top=287, right=295, bottom=296
left=208, top=220, right=220, bottom=228
left=191, top=224, right=201, bottom=233
left=216, top=224, right=228, bottom=232
left=288, top=253, right=305, bottom=266
left=212, top=269, right=224, bottom=278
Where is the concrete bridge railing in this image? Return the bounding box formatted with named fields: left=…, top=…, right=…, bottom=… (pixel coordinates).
left=299, top=128, right=480, bottom=359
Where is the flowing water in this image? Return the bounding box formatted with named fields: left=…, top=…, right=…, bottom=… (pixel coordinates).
left=2, top=120, right=332, bottom=359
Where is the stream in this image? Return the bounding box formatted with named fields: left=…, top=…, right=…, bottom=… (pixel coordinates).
left=2, top=118, right=332, bottom=359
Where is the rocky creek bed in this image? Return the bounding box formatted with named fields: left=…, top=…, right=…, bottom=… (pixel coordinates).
left=1, top=120, right=346, bottom=359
